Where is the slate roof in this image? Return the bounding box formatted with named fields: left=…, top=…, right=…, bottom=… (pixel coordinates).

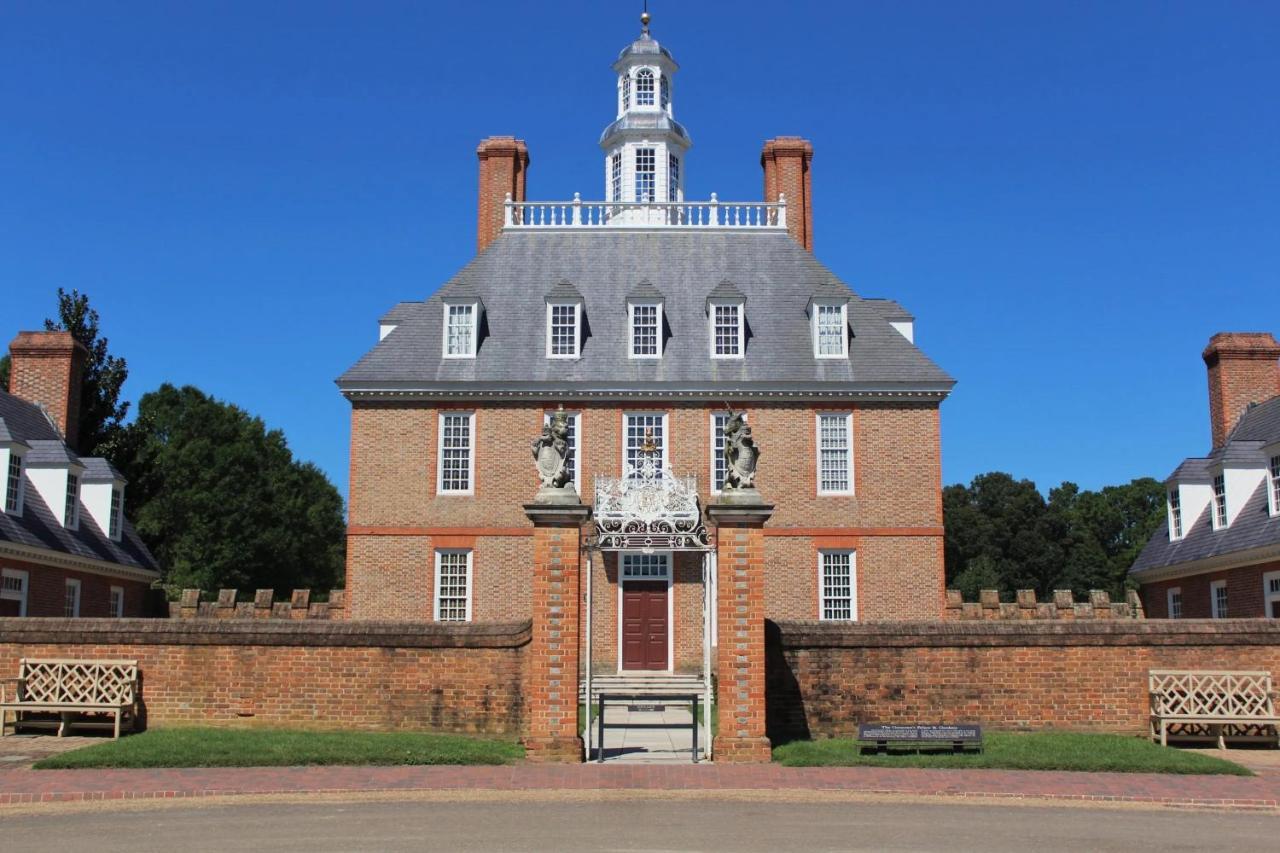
left=0, top=391, right=158, bottom=575
left=1131, top=395, right=1280, bottom=576
left=338, top=231, right=955, bottom=397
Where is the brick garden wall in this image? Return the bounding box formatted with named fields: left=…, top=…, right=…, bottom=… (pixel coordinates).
left=0, top=618, right=529, bottom=735
left=766, top=619, right=1280, bottom=742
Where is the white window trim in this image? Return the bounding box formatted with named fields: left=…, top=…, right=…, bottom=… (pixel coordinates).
left=544, top=410, right=582, bottom=495
left=816, top=412, right=855, bottom=496
left=442, top=302, right=479, bottom=359
left=1166, top=586, right=1182, bottom=619
left=617, top=551, right=674, bottom=674
left=622, top=411, right=670, bottom=474
left=1211, top=472, right=1227, bottom=531
left=436, top=411, right=476, bottom=496
left=708, top=300, right=745, bottom=360
left=109, top=486, right=124, bottom=541
left=1268, top=454, right=1280, bottom=518
left=433, top=549, right=473, bottom=623
left=1262, top=570, right=1280, bottom=620
left=1167, top=488, right=1183, bottom=541
left=64, top=474, right=80, bottom=531
left=64, top=578, right=81, bottom=618
left=4, top=451, right=25, bottom=517
left=1210, top=580, right=1228, bottom=619
left=1, top=568, right=28, bottom=617
left=811, top=301, right=849, bottom=359
left=110, top=585, right=124, bottom=618
left=817, top=550, right=858, bottom=621
left=709, top=410, right=747, bottom=496
left=546, top=302, right=582, bottom=359
left=627, top=301, right=663, bottom=360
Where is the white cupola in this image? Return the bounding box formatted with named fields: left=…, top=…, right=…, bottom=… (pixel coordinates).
left=599, top=11, right=691, bottom=218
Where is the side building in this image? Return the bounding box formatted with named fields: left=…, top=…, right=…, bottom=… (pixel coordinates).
left=338, top=20, right=953, bottom=681
left=1132, top=332, right=1280, bottom=618
left=0, top=331, right=159, bottom=616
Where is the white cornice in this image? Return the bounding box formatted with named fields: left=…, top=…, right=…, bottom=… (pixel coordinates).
left=340, top=387, right=952, bottom=404
left=0, top=541, right=160, bottom=584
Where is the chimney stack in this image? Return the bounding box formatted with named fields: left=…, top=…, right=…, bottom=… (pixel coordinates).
left=1203, top=332, right=1280, bottom=449
left=476, top=136, right=530, bottom=254
left=761, top=137, right=814, bottom=251
left=7, top=331, right=88, bottom=451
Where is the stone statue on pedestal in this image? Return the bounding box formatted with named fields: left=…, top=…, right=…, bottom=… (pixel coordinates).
left=722, top=408, right=759, bottom=493
left=531, top=405, right=577, bottom=502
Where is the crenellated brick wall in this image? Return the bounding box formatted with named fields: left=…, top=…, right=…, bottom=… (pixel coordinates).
left=943, top=588, right=1145, bottom=620
left=766, top=618, right=1280, bottom=742
left=0, top=618, right=529, bottom=734
left=166, top=588, right=348, bottom=620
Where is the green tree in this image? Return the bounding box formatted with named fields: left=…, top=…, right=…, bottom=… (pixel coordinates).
left=115, top=384, right=345, bottom=593
left=43, top=288, right=130, bottom=458
left=0, top=354, right=9, bottom=392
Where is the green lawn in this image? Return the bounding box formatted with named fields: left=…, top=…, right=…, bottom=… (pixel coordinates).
left=33, top=727, right=524, bottom=770
left=772, top=731, right=1252, bottom=775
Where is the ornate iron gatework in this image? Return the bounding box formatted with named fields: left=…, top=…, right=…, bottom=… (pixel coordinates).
left=593, top=453, right=710, bottom=551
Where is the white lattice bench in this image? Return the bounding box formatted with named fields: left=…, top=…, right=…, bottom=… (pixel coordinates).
left=1149, top=670, right=1280, bottom=749
left=1, top=659, right=139, bottom=739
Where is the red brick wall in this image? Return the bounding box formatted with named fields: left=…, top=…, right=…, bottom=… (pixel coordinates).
left=713, top=519, right=771, bottom=761
left=1142, top=560, right=1280, bottom=619
left=0, top=557, right=150, bottom=618
left=761, top=137, right=814, bottom=250
left=7, top=331, right=87, bottom=451
left=0, top=619, right=529, bottom=734
left=1202, top=332, right=1280, bottom=449
left=767, top=619, right=1280, bottom=741
left=475, top=136, right=529, bottom=254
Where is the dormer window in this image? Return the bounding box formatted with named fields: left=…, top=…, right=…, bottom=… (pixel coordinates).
left=109, top=486, right=123, bottom=540
left=1211, top=472, right=1227, bottom=530
left=1168, top=488, right=1183, bottom=540
left=443, top=303, right=478, bottom=358
left=1269, top=454, right=1280, bottom=517
left=4, top=452, right=23, bottom=516
left=813, top=302, right=848, bottom=358
left=629, top=302, right=661, bottom=358
left=547, top=303, right=581, bottom=358
left=64, top=473, right=80, bottom=530
left=636, top=68, right=655, bottom=106
left=710, top=302, right=743, bottom=359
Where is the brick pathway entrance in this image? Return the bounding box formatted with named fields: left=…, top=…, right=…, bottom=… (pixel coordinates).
left=1, top=762, right=1279, bottom=809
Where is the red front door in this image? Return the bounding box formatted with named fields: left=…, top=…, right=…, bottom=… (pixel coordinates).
left=622, top=581, right=668, bottom=671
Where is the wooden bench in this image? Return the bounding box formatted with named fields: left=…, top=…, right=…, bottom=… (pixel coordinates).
left=0, top=659, right=139, bottom=739
left=1149, top=670, right=1280, bottom=749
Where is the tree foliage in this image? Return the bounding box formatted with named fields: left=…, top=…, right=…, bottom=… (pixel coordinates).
left=0, top=354, right=9, bottom=392
left=43, top=288, right=130, bottom=458
left=114, top=384, right=346, bottom=593
left=944, top=472, right=1165, bottom=600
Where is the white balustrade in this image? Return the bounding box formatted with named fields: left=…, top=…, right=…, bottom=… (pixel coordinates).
left=503, top=192, right=787, bottom=231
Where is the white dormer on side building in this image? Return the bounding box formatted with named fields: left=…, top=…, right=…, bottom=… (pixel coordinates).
left=81, top=458, right=127, bottom=542
left=1216, top=445, right=1270, bottom=529
left=1166, top=460, right=1214, bottom=541
left=23, top=440, right=85, bottom=530
left=0, top=419, right=29, bottom=517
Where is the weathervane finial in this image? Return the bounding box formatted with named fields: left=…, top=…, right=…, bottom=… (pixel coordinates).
left=641, top=1, right=650, bottom=34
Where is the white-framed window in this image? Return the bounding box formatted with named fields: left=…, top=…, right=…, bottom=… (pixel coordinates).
left=1211, top=473, right=1227, bottom=530
left=433, top=550, right=472, bottom=622
left=667, top=154, right=679, bottom=202
left=443, top=303, right=477, bottom=358
left=812, top=302, right=848, bottom=358
left=629, top=302, right=661, bottom=358
left=546, top=303, right=581, bottom=358
left=64, top=474, right=80, bottom=530
left=1210, top=580, right=1228, bottom=619
left=1167, top=587, right=1182, bottom=619
left=710, top=411, right=747, bottom=494
left=636, top=68, right=655, bottom=106
left=1168, top=488, right=1183, bottom=540
left=709, top=301, right=743, bottom=359
left=635, top=147, right=656, bottom=203
left=64, top=578, right=81, bottom=618
left=437, top=412, right=475, bottom=495
left=109, top=487, right=123, bottom=541
left=1263, top=571, right=1280, bottom=619
left=819, top=550, right=857, bottom=620
left=544, top=410, right=581, bottom=494
left=624, top=412, right=668, bottom=477
left=4, top=453, right=23, bottom=516
left=817, top=413, right=854, bottom=495
left=611, top=153, right=622, bottom=203
left=621, top=552, right=671, bottom=580
left=1269, top=455, right=1280, bottom=517
left=109, top=586, right=124, bottom=618
left=0, top=568, right=28, bottom=617
left=621, top=73, right=631, bottom=111
left=660, top=74, right=670, bottom=111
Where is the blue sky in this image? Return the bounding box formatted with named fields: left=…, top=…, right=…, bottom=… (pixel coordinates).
left=3, top=1, right=1277, bottom=500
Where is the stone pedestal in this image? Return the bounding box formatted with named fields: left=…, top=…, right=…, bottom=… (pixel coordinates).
left=522, top=501, right=590, bottom=762
left=707, top=498, right=774, bottom=762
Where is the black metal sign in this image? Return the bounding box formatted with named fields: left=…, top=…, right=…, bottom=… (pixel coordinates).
left=858, top=724, right=982, bottom=741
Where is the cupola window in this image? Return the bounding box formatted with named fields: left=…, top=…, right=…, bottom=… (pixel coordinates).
left=621, top=74, right=631, bottom=110
left=660, top=74, right=670, bottom=110
left=611, top=153, right=622, bottom=203
left=667, top=154, right=680, bottom=203
left=636, top=68, right=655, bottom=106
left=635, top=148, right=656, bottom=203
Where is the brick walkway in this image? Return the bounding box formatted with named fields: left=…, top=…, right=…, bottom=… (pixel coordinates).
left=1, top=763, right=1279, bottom=809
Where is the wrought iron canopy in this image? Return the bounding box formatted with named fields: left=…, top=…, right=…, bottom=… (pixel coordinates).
left=592, top=455, right=710, bottom=551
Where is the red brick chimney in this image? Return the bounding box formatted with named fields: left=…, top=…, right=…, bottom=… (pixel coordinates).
left=761, top=137, right=814, bottom=251
left=476, top=136, right=530, bottom=254
left=7, top=331, right=89, bottom=451
left=1203, top=332, right=1280, bottom=449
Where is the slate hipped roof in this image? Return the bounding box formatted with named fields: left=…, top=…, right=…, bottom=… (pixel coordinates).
left=1130, top=397, right=1280, bottom=576
left=0, top=391, right=158, bottom=576
left=338, top=231, right=954, bottom=397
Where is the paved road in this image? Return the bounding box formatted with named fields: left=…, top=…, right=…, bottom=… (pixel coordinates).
left=3, top=796, right=1278, bottom=852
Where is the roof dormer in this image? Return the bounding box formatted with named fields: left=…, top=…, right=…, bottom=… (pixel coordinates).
left=807, top=281, right=851, bottom=360
left=1165, top=460, right=1214, bottom=541
left=81, top=458, right=127, bottom=542
left=442, top=287, right=485, bottom=360
left=545, top=280, right=585, bottom=360
left=0, top=419, right=29, bottom=517
left=706, top=280, right=746, bottom=360
left=23, top=440, right=84, bottom=529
